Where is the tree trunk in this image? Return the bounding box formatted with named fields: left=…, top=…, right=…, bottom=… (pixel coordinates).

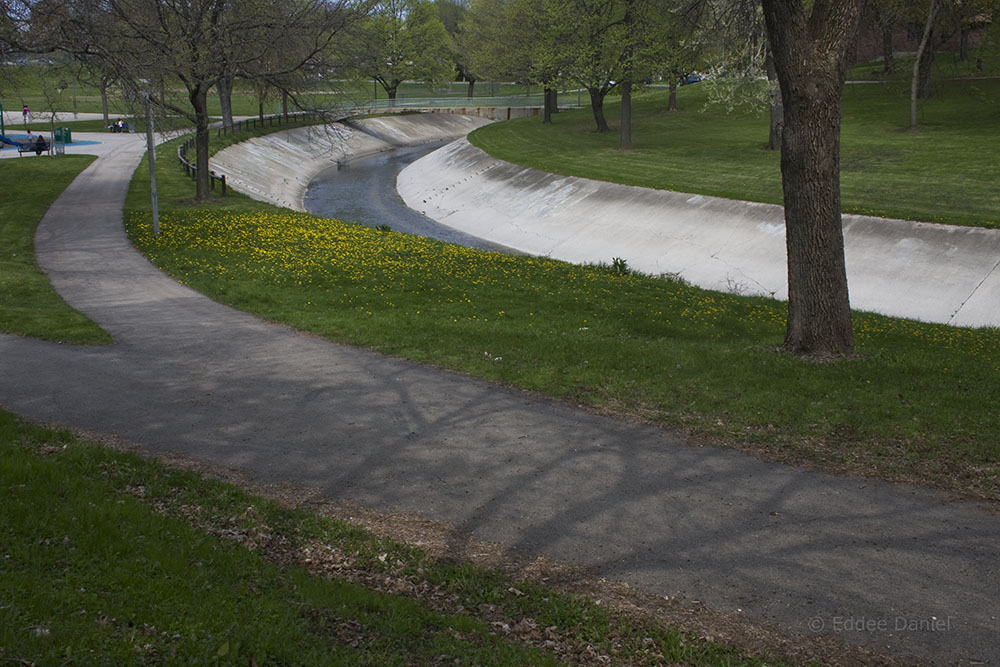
left=762, top=0, right=862, bottom=357
left=548, top=88, right=559, bottom=114
left=282, top=90, right=288, bottom=120
left=881, top=25, right=894, bottom=73
left=258, top=100, right=265, bottom=124
left=588, top=87, right=610, bottom=133
left=466, top=79, right=475, bottom=98
left=959, top=25, right=969, bottom=61
left=667, top=81, right=678, bottom=111
left=766, top=50, right=783, bottom=151
left=917, top=30, right=936, bottom=98
left=100, top=77, right=109, bottom=126
left=911, top=0, right=939, bottom=127
left=543, top=86, right=554, bottom=124
left=619, top=78, right=632, bottom=149
left=217, top=74, right=234, bottom=128
left=189, top=84, right=212, bottom=201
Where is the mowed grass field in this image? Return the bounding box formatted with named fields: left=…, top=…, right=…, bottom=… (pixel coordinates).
left=1, top=65, right=997, bottom=665
left=471, top=79, right=1000, bottom=228
left=117, top=76, right=1000, bottom=501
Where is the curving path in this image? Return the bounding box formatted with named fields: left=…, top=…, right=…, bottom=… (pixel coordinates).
left=1, top=127, right=998, bottom=666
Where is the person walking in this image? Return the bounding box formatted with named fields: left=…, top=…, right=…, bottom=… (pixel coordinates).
left=22, top=105, right=29, bottom=125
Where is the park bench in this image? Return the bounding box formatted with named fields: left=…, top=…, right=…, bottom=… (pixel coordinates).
left=18, top=139, right=52, bottom=157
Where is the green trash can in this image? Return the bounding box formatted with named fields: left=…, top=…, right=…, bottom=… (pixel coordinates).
left=61, top=127, right=72, bottom=144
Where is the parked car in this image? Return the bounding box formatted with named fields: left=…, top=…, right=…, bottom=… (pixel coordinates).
left=681, top=72, right=703, bottom=85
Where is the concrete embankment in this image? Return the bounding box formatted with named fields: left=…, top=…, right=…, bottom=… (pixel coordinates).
left=398, top=138, right=1000, bottom=328
left=210, top=113, right=493, bottom=212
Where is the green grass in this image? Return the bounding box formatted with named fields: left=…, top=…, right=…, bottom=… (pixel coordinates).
left=121, top=134, right=1000, bottom=501
left=0, top=409, right=785, bottom=666
left=0, top=155, right=110, bottom=344
left=471, top=81, right=1000, bottom=228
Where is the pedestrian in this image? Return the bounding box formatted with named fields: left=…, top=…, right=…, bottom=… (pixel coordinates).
left=22, top=105, right=29, bottom=125
left=33, top=134, right=47, bottom=156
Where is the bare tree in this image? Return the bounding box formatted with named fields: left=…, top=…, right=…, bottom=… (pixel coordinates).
left=7, top=0, right=365, bottom=200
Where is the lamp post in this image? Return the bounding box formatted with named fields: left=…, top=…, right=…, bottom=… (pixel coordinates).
left=141, top=82, right=160, bottom=236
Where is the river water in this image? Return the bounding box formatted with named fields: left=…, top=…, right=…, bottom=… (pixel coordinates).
left=303, top=141, right=511, bottom=253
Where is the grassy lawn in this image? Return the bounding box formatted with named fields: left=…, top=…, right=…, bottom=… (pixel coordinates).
left=0, top=409, right=789, bottom=666
left=471, top=80, right=1000, bottom=228
left=3, top=61, right=997, bottom=665
left=0, top=155, right=110, bottom=344
left=119, top=126, right=1000, bottom=502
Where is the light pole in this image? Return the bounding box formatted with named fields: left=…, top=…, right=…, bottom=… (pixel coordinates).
left=141, top=82, right=160, bottom=236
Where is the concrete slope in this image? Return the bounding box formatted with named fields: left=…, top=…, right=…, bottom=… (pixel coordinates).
left=397, top=139, right=1000, bottom=328
left=210, top=114, right=491, bottom=212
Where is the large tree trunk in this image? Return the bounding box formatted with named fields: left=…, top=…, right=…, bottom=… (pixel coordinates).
left=217, top=74, right=234, bottom=128
left=190, top=84, right=212, bottom=201
left=619, top=78, right=632, bottom=149
left=667, top=81, right=678, bottom=111
left=466, top=78, right=475, bottom=98
left=588, top=87, right=611, bottom=133
left=543, top=86, right=554, bottom=124
left=762, top=0, right=862, bottom=357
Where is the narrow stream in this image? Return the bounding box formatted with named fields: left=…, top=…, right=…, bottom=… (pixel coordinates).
left=303, top=141, right=511, bottom=252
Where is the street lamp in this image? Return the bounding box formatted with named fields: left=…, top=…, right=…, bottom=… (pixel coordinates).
left=140, top=80, right=160, bottom=236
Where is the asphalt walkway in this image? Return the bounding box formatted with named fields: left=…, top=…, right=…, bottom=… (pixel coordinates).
left=1, top=132, right=998, bottom=666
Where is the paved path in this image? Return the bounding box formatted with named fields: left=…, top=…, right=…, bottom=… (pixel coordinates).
left=1, top=132, right=998, bottom=666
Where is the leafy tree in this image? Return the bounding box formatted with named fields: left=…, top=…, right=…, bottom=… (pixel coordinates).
left=4, top=0, right=360, bottom=200
left=544, top=0, right=629, bottom=133
left=462, top=0, right=557, bottom=118
left=462, top=0, right=523, bottom=85
left=349, top=0, right=454, bottom=102
left=436, top=0, right=477, bottom=96
left=700, top=2, right=781, bottom=148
